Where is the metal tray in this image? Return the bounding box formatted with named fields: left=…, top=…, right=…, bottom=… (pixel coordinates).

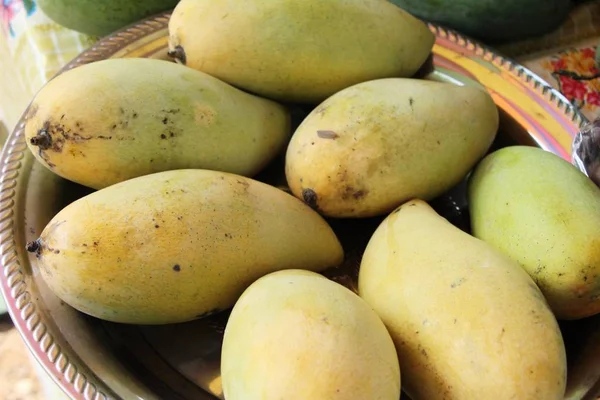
left=1, top=11, right=599, bottom=400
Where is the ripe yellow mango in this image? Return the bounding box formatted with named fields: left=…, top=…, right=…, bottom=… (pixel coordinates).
left=358, top=200, right=567, bottom=400
left=285, top=78, right=499, bottom=218
left=24, top=58, right=290, bottom=190
left=468, top=146, right=600, bottom=320
left=26, top=169, right=344, bottom=325
left=221, top=269, right=401, bottom=400
left=168, top=0, right=434, bottom=103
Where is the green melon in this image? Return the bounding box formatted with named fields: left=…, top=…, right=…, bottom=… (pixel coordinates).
left=37, top=0, right=179, bottom=37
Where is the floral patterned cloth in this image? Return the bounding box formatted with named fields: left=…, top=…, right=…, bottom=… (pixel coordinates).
left=506, top=1, right=600, bottom=122
left=532, top=44, right=600, bottom=121
left=1, top=0, right=36, bottom=37
left=0, top=0, right=96, bottom=135
left=547, top=45, right=600, bottom=110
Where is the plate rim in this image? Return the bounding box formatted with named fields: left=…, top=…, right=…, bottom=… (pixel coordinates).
left=0, top=11, right=589, bottom=400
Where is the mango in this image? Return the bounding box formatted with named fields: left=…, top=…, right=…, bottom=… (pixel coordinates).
left=358, top=199, right=567, bottom=400
left=24, top=58, right=290, bottom=190
left=221, top=269, right=401, bottom=400
left=25, top=169, right=344, bottom=325
left=167, top=0, right=435, bottom=104
left=285, top=78, right=499, bottom=218
left=37, top=0, right=180, bottom=37
left=468, top=146, right=600, bottom=320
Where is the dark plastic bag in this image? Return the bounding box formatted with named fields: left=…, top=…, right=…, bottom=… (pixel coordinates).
left=573, top=117, right=600, bottom=187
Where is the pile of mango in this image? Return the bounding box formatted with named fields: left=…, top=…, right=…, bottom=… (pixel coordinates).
left=22, top=0, right=600, bottom=399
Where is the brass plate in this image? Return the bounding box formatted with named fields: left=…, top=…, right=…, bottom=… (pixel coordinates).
left=1, top=11, right=598, bottom=400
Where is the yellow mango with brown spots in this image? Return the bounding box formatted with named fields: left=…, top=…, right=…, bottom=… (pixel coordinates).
left=285, top=78, right=499, bottom=218
left=358, top=199, right=567, bottom=400
left=24, top=58, right=290, bottom=190
left=26, top=169, right=344, bottom=325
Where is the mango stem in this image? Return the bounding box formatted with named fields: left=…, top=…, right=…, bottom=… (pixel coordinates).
left=167, top=45, right=187, bottom=65
left=29, top=130, right=52, bottom=150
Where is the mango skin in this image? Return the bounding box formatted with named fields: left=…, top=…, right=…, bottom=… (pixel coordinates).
left=468, top=146, right=600, bottom=320
left=27, top=169, right=344, bottom=325
left=358, top=199, right=567, bottom=400
left=285, top=78, right=499, bottom=218
left=168, top=0, right=435, bottom=104
left=24, top=58, right=291, bottom=190
left=221, top=269, right=401, bottom=400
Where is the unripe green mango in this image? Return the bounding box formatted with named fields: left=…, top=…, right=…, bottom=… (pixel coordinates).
left=468, top=146, right=600, bottom=320
left=26, top=169, right=344, bottom=325
left=37, top=0, right=180, bottom=37
left=168, top=0, right=435, bottom=104
left=285, top=78, right=499, bottom=218
left=25, top=58, right=290, bottom=190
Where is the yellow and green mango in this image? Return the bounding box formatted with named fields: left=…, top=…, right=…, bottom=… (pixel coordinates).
left=25, top=58, right=290, bottom=190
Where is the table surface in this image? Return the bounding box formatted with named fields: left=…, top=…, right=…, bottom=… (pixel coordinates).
left=0, top=315, right=45, bottom=400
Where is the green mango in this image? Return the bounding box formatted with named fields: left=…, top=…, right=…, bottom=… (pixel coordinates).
left=37, top=0, right=180, bottom=37
left=388, top=0, right=571, bottom=43
left=468, top=146, right=600, bottom=320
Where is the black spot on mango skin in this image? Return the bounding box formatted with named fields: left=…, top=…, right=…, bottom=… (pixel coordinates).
left=340, top=186, right=368, bottom=201
left=352, top=190, right=367, bottom=200
left=25, top=239, right=42, bottom=258
left=302, top=188, right=319, bottom=210
left=173, top=264, right=181, bottom=272
left=29, top=119, right=115, bottom=169
left=316, top=105, right=328, bottom=115
left=235, top=179, right=250, bottom=191
left=317, top=130, right=339, bottom=140
left=450, top=277, right=466, bottom=288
